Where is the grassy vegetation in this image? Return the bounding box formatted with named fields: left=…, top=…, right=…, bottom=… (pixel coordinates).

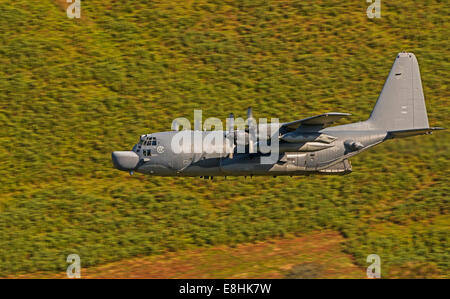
left=0, top=0, right=448, bottom=277
left=7, top=231, right=365, bottom=278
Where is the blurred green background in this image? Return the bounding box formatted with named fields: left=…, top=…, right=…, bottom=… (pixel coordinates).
left=0, top=0, right=448, bottom=278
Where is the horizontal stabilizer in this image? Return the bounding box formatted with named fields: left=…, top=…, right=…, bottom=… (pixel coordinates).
left=282, top=112, right=351, bottom=130
left=388, top=127, right=444, bottom=139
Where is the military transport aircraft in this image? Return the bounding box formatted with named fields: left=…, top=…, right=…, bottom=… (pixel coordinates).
left=112, top=53, right=443, bottom=178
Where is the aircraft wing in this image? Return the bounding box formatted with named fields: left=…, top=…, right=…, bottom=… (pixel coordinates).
left=282, top=112, right=351, bottom=130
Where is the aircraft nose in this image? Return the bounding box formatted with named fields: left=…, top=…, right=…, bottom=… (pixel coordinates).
left=111, top=151, right=139, bottom=171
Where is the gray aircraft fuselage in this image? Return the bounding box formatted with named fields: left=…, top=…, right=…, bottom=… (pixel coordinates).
left=111, top=53, right=443, bottom=177
left=121, top=125, right=385, bottom=177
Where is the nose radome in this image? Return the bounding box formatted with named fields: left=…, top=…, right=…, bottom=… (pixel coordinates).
left=112, top=151, right=139, bottom=171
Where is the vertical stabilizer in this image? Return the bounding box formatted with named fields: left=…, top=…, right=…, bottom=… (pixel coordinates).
left=369, top=53, right=429, bottom=130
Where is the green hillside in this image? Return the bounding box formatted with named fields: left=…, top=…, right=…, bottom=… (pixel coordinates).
left=0, top=0, right=448, bottom=277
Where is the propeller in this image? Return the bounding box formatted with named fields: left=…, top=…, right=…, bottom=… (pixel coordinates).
left=194, top=119, right=201, bottom=131
left=171, top=120, right=180, bottom=131
left=247, top=106, right=253, bottom=120
left=226, top=113, right=235, bottom=159
left=247, top=107, right=256, bottom=153
left=227, top=113, right=234, bottom=132
left=225, top=107, right=256, bottom=158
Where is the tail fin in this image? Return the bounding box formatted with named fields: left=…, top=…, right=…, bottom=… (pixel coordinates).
left=368, top=52, right=429, bottom=131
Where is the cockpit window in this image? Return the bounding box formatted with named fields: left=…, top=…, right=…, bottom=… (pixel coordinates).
left=139, top=135, right=146, bottom=145
left=145, top=136, right=157, bottom=146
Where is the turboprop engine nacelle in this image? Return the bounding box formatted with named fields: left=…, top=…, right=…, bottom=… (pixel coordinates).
left=280, top=132, right=337, bottom=144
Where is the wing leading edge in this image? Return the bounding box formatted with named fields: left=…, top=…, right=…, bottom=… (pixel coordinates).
left=282, top=112, right=351, bottom=130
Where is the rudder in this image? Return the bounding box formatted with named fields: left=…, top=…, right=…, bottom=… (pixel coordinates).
left=368, top=53, right=429, bottom=130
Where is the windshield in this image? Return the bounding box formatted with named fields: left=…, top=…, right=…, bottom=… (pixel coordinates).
left=138, top=134, right=146, bottom=145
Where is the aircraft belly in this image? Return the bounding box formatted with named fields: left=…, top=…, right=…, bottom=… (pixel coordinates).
left=220, top=155, right=308, bottom=176
left=169, top=153, right=194, bottom=171
left=181, top=158, right=222, bottom=176
left=137, top=163, right=177, bottom=176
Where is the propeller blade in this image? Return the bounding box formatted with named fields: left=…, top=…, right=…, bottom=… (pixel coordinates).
left=247, top=107, right=253, bottom=120
left=227, top=113, right=234, bottom=132
left=194, top=119, right=201, bottom=131
left=171, top=120, right=180, bottom=131
left=227, top=113, right=235, bottom=159
left=247, top=107, right=256, bottom=153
